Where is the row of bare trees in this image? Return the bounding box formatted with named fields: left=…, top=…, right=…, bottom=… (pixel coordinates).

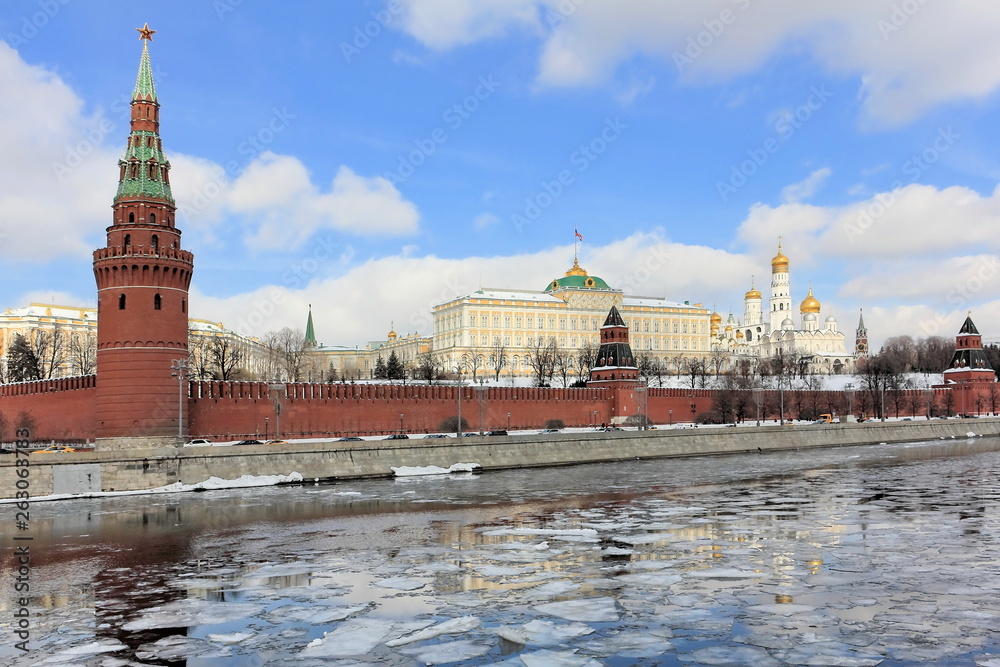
left=2, top=329, right=97, bottom=383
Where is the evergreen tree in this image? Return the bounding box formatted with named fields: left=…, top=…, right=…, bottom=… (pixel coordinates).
left=6, top=334, right=42, bottom=382
left=374, top=356, right=387, bottom=379
left=386, top=351, right=405, bottom=380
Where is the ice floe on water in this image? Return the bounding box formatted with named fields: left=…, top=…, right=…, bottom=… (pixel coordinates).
left=10, top=438, right=1000, bottom=666
left=534, top=598, right=619, bottom=622
left=121, top=599, right=264, bottom=631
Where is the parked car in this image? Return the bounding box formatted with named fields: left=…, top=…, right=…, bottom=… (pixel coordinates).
left=423, top=434, right=451, bottom=438
left=235, top=439, right=264, bottom=446
left=600, top=426, right=624, bottom=432
left=538, top=429, right=561, bottom=434
left=34, top=446, right=78, bottom=454
left=264, top=439, right=286, bottom=445
left=338, top=436, right=363, bottom=441
left=486, top=430, right=508, bottom=436
left=384, top=433, right=410, bottom=440
left=184, top=438, right=212, bottom=446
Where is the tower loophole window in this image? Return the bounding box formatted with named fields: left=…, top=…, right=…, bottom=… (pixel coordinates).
left=151, top=234, right=158, bottom=252
left=128, top=212, right=135, bottom=223
left=154, top=294, right=161, bottom=310
left=118, top=294, right=126, bottom=310
left=124, top=234, right=131, bottom=247
left=149, top=213, right=156, bottom=225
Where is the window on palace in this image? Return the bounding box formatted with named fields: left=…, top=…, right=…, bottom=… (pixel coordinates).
left=493, top=316, right=499, bottom=327
left=482, top=336, right=488, bottom=345
left=516, top=317, right=522, bottom=328
left=516, top=337, right=522, bottom=346
left=683, top=340, right=688, bottom=350
left=539, top=319, right=544, bottom=330
left=559, top=337, right=566, bottom=346
left=560, top=319, right=566, bottom=330
left=644, top=322, right=649, bottom=332
left=494, top=337, right=500, bottom=345
left=673, top=323, right=679, bottom=333
left=654, top=340, right=659, bottom=349
left=527, top=317, right=533, bottom=328
left=549, top=317, right=555, bottom=328
left=504, top=317, right=510, bottom=328
left=682, top=323, right=688, bottom=333
left=482, top=316, right=488, bottom=326
left=504, top=336, right=510, bottom=345
left=654, top=322, right=659, bottom=333
left=581, top=320, right=587, bottom=330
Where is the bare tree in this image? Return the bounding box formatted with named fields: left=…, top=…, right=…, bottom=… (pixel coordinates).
left=69, top=333, right=97, bottom=376
left=188, top=337, right=215, bottom=381
left=636, top=353, right=658, bottom=386
left=572, top=341, right=597, bottom=384
left=264, top=328, right=307, bottom=381
left=681, top=357, right=707, bottom=389
left=553, top=348, right=573, bottom=388
left=527, top=338, right=556, bottom=386
left=34, top=327, right=69, bottom=379
left=489, top=340, right=508, bottom=382
left=414, top=352, right=444, bottom=384
left=210, top=336, right=245, bottom=381
left=916, top=336, right=954, bottom=373
left=709, top=347, right=730, bottom=375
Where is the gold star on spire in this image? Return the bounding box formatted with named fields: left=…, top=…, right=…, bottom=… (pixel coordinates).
left=136, top=23, right=156, bottom=41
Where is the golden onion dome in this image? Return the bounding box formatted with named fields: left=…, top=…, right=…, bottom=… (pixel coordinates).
left=710, top=310, right=722, bottom=324
left=800, top=287, right=821, bottom=314
left=387, top=321, right=397, bottom=340
left=735, top=330, right=744, bottom=338
left=745, top=286, right=762, bottom=300
left=771, top=242, right=789, bottom=273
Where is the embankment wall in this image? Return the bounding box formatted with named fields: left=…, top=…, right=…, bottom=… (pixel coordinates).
left=3, top=418, right=998, bottom=500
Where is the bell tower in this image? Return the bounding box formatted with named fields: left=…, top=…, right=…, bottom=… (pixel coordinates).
left=93, top=25, right=194, bottom=446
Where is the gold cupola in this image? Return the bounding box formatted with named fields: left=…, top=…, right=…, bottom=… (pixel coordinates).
left=771, top=241, right=789, bottom=273
left=745, top=276, right=762, bottom=300
left=800, top=287, right=821, bottom=314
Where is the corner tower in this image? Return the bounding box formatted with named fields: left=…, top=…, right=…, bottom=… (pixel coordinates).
left=93, top=25, right=194, bottom=445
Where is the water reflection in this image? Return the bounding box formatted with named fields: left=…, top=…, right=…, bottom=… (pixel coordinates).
left=2, top=437, right=1000, bottom=665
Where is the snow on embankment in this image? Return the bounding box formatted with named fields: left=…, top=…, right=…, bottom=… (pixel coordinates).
left=390, top=463, right=481, bottom=477
left=0, top=472, right=304, bottom=504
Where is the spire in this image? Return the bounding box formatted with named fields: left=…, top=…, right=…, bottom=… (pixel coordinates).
left=305, top=304, right=317, bottom=346
left=857, top=308, right=867, bottom=333
left=959, top=312, right=980, bottom=335
left=117, top=28, right=173, bottom=205
left=133, top=40, right=157, bottom=102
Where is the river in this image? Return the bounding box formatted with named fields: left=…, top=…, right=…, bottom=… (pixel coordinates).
left=2, top=437, right=1000, bottom=665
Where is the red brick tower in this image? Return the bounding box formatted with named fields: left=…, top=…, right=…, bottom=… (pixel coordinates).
left=589, top=306, right=642, bottom=424
left=93, top=25, right=193, bottom=446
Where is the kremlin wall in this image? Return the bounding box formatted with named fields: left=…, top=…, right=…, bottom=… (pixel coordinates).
left=0, top=30, right=996, bottom=452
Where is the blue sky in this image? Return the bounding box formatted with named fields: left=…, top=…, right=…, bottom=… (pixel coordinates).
left=3, top=1, right=1000, bottom=349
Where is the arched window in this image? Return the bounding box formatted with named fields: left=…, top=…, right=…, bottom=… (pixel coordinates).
left=118, top=294, right=126, bottom=310
left=181, top=298, right=186, bottom=314
left=128, top=212, right=135, bottom=223
left=154, top=294, right=161, bottom=310
left=149, top=213, right=156, bottom=225
left=123, top=234, right=131, bottom=247
left=151, top=234, right=158, bottom=252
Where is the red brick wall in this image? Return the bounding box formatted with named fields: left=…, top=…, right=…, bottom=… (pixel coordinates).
left=188, top=382, right=614, bottom=440
left=0, top=377, right=97, bottom=442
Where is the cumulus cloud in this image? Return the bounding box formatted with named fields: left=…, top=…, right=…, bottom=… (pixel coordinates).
left=396, top=0, right=1000, bottom=125
left=0, top=41, right=118, bottom=260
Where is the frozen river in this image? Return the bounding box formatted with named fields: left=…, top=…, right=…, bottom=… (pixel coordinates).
left=3, top=437, right=1000, bottom=666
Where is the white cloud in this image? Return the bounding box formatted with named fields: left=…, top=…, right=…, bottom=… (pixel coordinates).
left=473, top=212, right=499, bottom=230
left=397, top=0, right=1000, bottom=125
left=0, top=42, right=118, bottom=260
left=781, top=167, right=832, bottom=203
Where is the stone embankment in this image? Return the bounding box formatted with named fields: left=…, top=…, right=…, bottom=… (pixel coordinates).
left=3, top=418, right=999, bottom=499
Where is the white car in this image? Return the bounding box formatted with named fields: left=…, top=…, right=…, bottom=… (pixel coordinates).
left=184, top=438, right=212, bottom=447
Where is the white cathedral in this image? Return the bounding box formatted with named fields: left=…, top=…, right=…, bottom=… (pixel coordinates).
left=712, top=242, right=857, bottom=374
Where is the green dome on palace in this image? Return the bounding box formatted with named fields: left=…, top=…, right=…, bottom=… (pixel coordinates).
left=544, top=259, right=612, bottom=292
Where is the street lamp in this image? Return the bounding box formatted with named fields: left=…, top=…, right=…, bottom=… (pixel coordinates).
left=399, top=413, right=404, bottom=435
left=669, top=409, right=673, bottom=426
left=265, top=416, right=269, bottom=440
left=880, top=385, right=886, bottom=422
left=845, top=383, right=855, bottom=421
left=170, top=358, right=188, bottom=444
left=506, top=411, right=510, bottom=431
left=592, top=410, right=597, bottom=429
